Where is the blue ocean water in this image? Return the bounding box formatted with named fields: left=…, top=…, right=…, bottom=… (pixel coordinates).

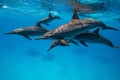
left=0, top=0, right=120, bottom=80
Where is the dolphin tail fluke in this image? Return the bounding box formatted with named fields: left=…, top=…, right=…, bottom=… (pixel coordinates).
left=102, top=26, right=119, bottom=31
left=113, top=46, right=120, bottom=49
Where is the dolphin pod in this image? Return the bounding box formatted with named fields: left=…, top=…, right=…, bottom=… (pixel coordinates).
left=36, top=10, right=119, bottom=51
left=36, top=10, right=118, bottom=40
left=47, top=28, right=119, bottom=51
left=5, top=8, right=119, bottom=51
left=4, top=13, right=61, bottom=40
left=35, top=10, right=118, bottom=43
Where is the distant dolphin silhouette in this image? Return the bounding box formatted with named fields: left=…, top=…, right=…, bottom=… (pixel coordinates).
left=35, top=10, right=118, bottom=45
left=71, top=0, right=105, bottom=13
left=4, top=24, right=48, bottom=40
left=36, top=13, right=61, bottom=26
left=116, top=18, right=120, bottom=22
left=74, top=28, right=120, bottom=48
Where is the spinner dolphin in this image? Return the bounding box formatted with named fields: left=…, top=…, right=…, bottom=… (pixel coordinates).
left=36, top=11, right=118, bottom=42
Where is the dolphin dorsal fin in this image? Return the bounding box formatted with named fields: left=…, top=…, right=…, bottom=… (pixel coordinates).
left=71, top=9, right=79, bottom=20
left=48, top=13, right=52, bottom=18
left=93, top=28, right=100, bottom=34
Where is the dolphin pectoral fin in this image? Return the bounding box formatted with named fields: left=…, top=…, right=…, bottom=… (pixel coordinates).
left=70, top=40, right=78, bottom=46
left=47, top=47, right=52, bottom=52
left=79, top=40, right=88, bottom=47
left=47, top=47, right=53, bottom=52
left=22, top=35, right=32, bottom=40
left=45, top=23, right=49, bottom=26
left=47, top=40, right=59, bottom=52
left=93, top=28, right=100, bottom=34
left=35, top=22, right=44, bottom=28
left=60, top=40, right=70, bottom=46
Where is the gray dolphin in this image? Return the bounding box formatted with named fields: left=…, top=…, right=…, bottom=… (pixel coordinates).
left=4, top=24, right=48, bottom=40
left=47, top=39, right=78, bottom=51
left=47, top=28, right=119, bottom=51
left=35, top=11, right=118, bottom=43
left=74, top=28, right=120, bottom=48
left=36, top=13, right=61, bottom=26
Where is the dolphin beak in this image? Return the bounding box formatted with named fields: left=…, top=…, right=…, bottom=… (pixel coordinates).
left=4, top=32, right=15, bottom=35
left=102, top=26, right=119, bottom=31
left=35, top=36, right=47, bottom=40
left=35, top=37, right=42, bottom=40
